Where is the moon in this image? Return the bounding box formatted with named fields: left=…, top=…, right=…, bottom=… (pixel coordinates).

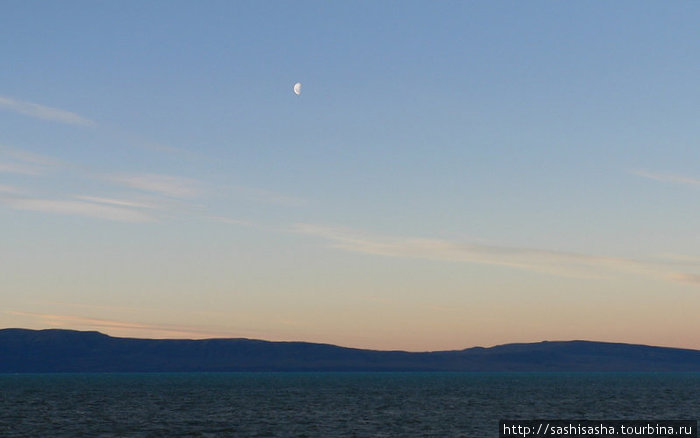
left=293, top=82, right=302, bottom=95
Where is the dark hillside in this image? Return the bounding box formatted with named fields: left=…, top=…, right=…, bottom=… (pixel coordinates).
left=2, top=329, right=699, bottom=373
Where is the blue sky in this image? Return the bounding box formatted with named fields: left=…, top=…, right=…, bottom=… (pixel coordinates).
left=2, top=1, right=699, bottom=350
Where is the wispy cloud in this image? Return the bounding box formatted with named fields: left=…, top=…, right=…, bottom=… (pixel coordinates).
left=205, top=215, right=252, bottom=226
left=669, top=273, right=700, bottom=285
left=652, top=253, right=700, bottom=265
left=0, top=145, right=305, bottom=224
left=0, top=95, right=95, bottom=126
left=0, top=147, right=185, bottom=222
left=293, top=223, right=700, bottom=284
left=0, top=196, right=156, bottom=222
left=632, top=170, right=700, bottom=188
left=0, top=144, right=62, bottom=175
left=1, top=146, right=61, bottom=166
left=228, top=185, right=308, bottom=206
left=106, top=173, right=200, bottom=198
left=74, top=195, right=158, bottom=209
left=6, top=311, right=233, bottom=339
left=0, top=184, right=22, bottom=194
left=0, top=161, right=42, bottom=175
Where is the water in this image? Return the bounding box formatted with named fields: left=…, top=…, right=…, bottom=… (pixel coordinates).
left=1, top=373, right=698, bottom=437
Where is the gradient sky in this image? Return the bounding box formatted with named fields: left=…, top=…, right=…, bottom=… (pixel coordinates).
left=2, top=1, right=699, bottom=351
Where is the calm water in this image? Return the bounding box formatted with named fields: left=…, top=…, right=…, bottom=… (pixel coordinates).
left=0, top=373, right=698, bottom=437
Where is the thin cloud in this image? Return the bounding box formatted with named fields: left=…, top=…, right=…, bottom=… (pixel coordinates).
left=0, top=95, right=95, bottom=126
left=632, top=170, right=700, bottom=188
left=0, top=144, right=62, bottom=175
left=0, top=161, right=42, bottom=175
left=6, top=311, right=233, bottom=340
left=74, top=195, right=158, bottom=209
left=228, top=185, right=308, bottom=206
left=107, top=173, right=200, bottom=198
left=1, top=196, right=156, bottom=222
left=669, top=273, right=700, bottom=285
left=293, top=223, right=700, bottom=284
left=0, top=184, right=21, bottom=194
left=1, top=146, right=62, bottom=166
left=293, top=223, right=607, bottom=277
left=205, top=215, right=252, bottom=226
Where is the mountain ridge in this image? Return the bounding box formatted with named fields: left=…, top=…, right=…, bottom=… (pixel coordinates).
left=2, top=328, right=699, bottom=373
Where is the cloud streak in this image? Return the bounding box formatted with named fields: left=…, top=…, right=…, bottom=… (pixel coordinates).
left=0, top=144, right=62, bottom=175
left=669, top=273, right=700, bottom=285
left=632, top=170, right=700, bottom=188
left=0, top=184, right=21, bottom=194
left=74, top=195, right=158, bottom=209
left=293, top=223, right=700, bottom=284
left=0, top=196, right=156, bottom=222
left=6, top=311, right=233, bottom=340
left=106, top=173, right=200, bottom=198
left=0, top=95, right=95, bottom=126
left=0, top=161, right=42, bottom=175
left=205, top=215, right=252, bottom=226
left=228, top=185, right=308, bottom=206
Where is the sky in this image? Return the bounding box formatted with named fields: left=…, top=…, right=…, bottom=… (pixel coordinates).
left=1, top=1, right=699, bottom=351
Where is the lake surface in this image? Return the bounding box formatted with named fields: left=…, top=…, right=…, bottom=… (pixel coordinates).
left=1, top=373, right=698, bottom=437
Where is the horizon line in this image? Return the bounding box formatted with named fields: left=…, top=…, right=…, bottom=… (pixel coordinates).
left=4, top=327, right=699, bottom=354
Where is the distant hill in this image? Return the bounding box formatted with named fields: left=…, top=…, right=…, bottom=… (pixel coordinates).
left=2, top=328, right=700, bottom=373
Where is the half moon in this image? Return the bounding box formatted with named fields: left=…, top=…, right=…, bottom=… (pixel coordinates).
left=293, top=82, right=302, bottom=95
